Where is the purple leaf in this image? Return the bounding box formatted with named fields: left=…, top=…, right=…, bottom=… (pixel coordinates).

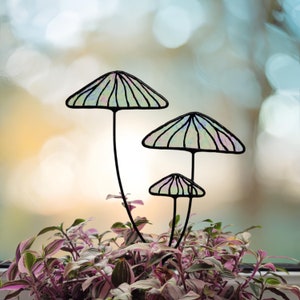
left=261, top=262, right=276, bottom=272
left=131, top=278, right=161, bottom=290
left=129, top=200, right=144, bottom=205
left=44, top=239, right=65, bottom=257
left=161, top=281, right=183, bottom=300
left=6, top=262, right=19, bottom=281
left=92, top=280, right=111, bottom=299
left=180, top=291, right=202, bottom=300
left=0, top=280, right=30, bottom=291
left=106, top=193, right=130, bottom=200
left=122, top=200, right=144, bottom=212
left=17, top=254, right=30, bottom=275
left=186, top=279, right=206, bottom=294
left=257, top=249, right=268, bottom=260
left=3, top=289, right=24, bottom=300
left=82, top=275, right=99, bottom=291
left=15, top=237, right=35, bottom=261
left=85, top=228, right=99, bottom=235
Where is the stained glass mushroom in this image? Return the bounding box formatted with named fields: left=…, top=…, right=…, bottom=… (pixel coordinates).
left=142, top=111, right=245, bottom=247
left=149, top=173, right=205, bottom=247
left=66, top=70, right=169, bottom=242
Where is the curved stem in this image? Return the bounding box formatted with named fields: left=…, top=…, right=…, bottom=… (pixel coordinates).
left=112, top=111, right=145, bottom=242
left=175, top=152, right=195, bottom=248
left=169, top=197, right=177, bottom=247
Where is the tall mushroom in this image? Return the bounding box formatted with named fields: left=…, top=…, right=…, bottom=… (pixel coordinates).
left=142, top=111, right=245, bottom=247
left=66, top=70, right=168, bottom=242
left=149, top=173, right=205, bottom=246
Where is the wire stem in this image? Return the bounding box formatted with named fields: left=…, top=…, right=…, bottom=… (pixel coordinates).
left=175, top=152, right=195, bottom=248
left=112, top=111, right=145, bottom=242
left=169, top=197, right=177, bottom=247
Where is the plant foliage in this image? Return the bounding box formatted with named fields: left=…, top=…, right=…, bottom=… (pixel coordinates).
left=1, top=214, right=299, bottom=300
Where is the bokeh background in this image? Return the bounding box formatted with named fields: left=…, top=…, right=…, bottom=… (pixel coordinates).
left=1, top=0, right=300, bottom=261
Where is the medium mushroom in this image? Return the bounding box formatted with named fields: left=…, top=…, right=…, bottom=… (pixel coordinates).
left=142, top=111, right=245, bottom=247
left=66, top=70, right=168, bottom=242
left=149, top=173, right=205, bottom=246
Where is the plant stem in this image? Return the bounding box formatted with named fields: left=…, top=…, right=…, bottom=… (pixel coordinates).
left=44, top=261, right=62, bottom=298
left=60, top=229, right=80, bottom=260
left=239, top=257, right=262, bottom=293
left=175, top=152, right=195, bottom=248
left=169, top=197, right=177, bottom=247
left=112, top=111, right=145, bottom=242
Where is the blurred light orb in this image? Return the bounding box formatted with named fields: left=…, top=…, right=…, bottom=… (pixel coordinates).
left=46, top=12, right=82, bottom=48
left=8, top=136, right=77, bottom=214
left=7, top=0, right=58, bottom=44
left=224, top=0, right=260, bottom=21
left=152, top=6, right=192, bottom=48
left=66, top=55, right=103, bottom=91
left=291, top=4, right=300, bottom=27
left=6, top=0, right=116, bottom=48
left=220, top=67, right=262, bottom=109
left=282, top=0, right=300, bottom=37
left=5, top=46, right=50, bottom=88
left=194, top=28, right=225, bottom=54
left=32, top=136, right=76, bottom=208
left=259, top=94, right=300, bottom=140
left=265, top=53, right=300, bottom=94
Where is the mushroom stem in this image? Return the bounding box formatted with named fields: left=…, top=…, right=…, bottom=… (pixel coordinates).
left=175, top=152, right=196, bottom=248
left=169, top=197, right=177, bottom=247
left=112, top=111, right=145, bottom=242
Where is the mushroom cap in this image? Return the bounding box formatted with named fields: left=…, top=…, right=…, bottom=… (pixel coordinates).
left=149, top=173, right=205, bottom=198
left=142, top=111, right=245, bottom=153
left=66, top=70, right=168, bottom=111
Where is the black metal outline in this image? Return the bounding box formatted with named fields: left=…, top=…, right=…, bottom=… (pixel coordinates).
left=149, top=173, right=205, bottom=247
left=66, top=70, right=169, bottom=243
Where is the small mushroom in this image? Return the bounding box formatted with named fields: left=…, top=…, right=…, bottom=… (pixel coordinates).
left=142, top=111, right=245, bottom=247
left=149, top=173, right=205, bottom=247
left=66, top=70, right=168, bottom=242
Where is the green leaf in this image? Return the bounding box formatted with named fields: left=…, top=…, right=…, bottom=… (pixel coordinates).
left=111, top=222, right=127, bottom=234
left=239, top=225, right=262, bottom=233
left=37, top=226, right=60, bottom=236
left=214, top=222, right=222, bottom=231
left=203, top=226, right=213, bottom=235
left=265, top=277, right=281, bottom=285
left=134, top=217, right=149, bottom=225
left=70, top=218, right=86, bottom=227
left=169, top=215, right=180, bottom=228
left=111, top=259, right=133, bottom=287
left=66, top=218, right=86, bottom=231
left=249, top=282, right=261, bottom=297
left=186, top=262, right=214, bottom=272
left=24, top=252, right=36, bottom=271
left=111, top=222, right=126, bottom=229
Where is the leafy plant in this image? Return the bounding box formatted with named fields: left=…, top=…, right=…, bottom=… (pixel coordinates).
left=1, top=208, right=299, bottom=300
